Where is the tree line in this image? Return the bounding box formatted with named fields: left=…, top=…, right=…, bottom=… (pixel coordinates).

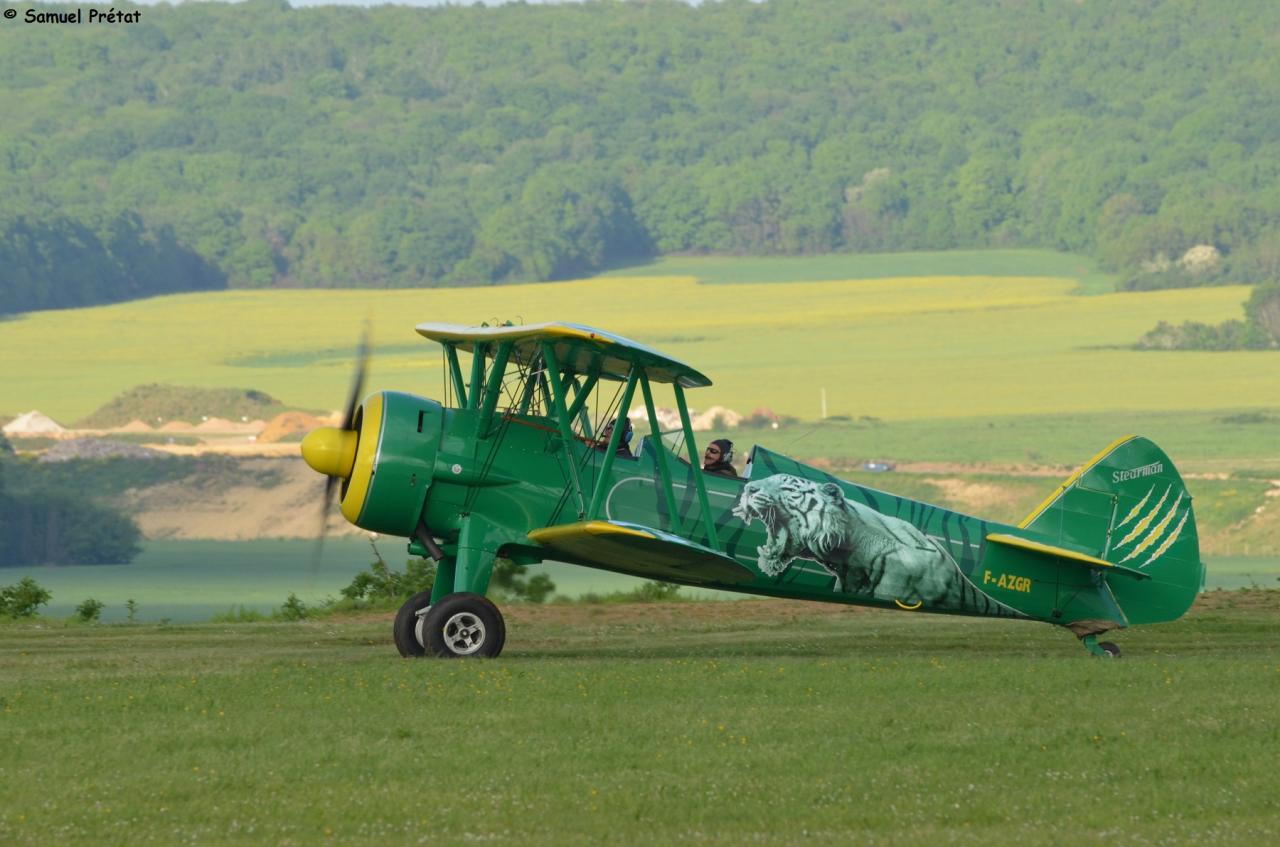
left=1137, top=283, right=1280, bottom=350
left=0, top=455, right=143, bottom=567
left=2, top=0, right=1278, bottom=315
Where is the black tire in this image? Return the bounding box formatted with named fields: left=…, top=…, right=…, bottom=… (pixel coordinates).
left=393, top=590, right=434, bottom=658
left=1098, top=641, right=1121, bottom=658
left=421, top=593, right=506, bottom=658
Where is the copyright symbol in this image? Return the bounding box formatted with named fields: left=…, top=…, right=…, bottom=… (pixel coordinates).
left=3, top=8, right=18, bottom=19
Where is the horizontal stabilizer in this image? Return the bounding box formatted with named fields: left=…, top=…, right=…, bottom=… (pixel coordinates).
left=528, top=521, right=755, bottom=585
left=986, top=533, right=1150, bottom=581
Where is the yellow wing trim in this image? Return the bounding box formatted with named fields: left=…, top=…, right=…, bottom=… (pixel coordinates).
left=416, top=323, right=602, bottom=346
left=1017, top=435, right=1136, bottom=529
left=528, top=521, right=656, bottom=544
left=340, top=392, right=385, bottom=525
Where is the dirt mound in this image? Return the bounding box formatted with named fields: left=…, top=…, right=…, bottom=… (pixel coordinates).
left=39, top=438, right=170, bottom=463
left=3, top=410, right=67, bottom=436
left=117, top=419, right=154, bottom=432
left=77, top=384, right=291, bottom=428
left=259, top=412, right=327, bottom=443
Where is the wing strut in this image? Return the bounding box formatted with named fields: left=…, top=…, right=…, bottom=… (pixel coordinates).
left=639, top=371, right=684, bottom=536
left=443, top=343, right=467, bottom=407
left=541, top=341, right=588, bottom=519
left=477, top=341, right=513, bottom=437
left=673, top=382, right=721, bottom=552
left=587, top=368, right=639, bottom=519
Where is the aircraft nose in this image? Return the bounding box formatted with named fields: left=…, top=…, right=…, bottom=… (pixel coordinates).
left=301, top=427, right=359, bottom=479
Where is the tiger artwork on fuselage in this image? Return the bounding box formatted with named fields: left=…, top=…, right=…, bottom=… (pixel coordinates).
left=731, top=473, right=1012, bottom=614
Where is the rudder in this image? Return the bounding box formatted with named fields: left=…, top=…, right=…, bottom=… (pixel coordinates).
left=1019, top=436, right=1202, bottom=624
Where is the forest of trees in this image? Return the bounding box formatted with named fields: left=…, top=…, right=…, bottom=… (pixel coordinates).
left=0, top=453, right=143, bottom=567
left=2, top=0, right=1278, bottom=315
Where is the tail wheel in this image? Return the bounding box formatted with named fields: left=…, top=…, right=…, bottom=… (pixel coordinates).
left=1098, top=641, right=1121, bottom=658
left=422, top=593, right=506, bottom=658
left=393, top=590, right=434, bottom=658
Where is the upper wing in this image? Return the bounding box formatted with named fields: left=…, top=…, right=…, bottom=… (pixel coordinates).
left=415, top=321, right=711, bottom=388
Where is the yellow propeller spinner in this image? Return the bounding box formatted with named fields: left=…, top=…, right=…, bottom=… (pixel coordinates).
left=300, top=427, right=358, bottom=480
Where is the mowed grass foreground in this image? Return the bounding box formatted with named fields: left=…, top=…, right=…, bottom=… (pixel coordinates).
left=3, top=595, right=1278, bottom=845
left=1, top=253, right=1271, bottom=427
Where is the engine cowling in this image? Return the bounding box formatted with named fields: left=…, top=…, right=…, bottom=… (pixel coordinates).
left=302, top=391, right=442, bottom=536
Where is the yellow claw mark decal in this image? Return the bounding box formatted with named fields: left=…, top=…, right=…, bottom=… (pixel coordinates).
left=894, top=599, right=923, bottom=611
left=1115, top=486, right=1154, bottom=529
left=1116, top=486, right=1171, bottom=548
left=1140, top=512, right=1189, bottom=569
left=1120, top=493, right=1183, bottom=563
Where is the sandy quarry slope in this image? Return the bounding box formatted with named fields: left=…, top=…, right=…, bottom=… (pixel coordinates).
left=124, top=457, right=359, bottom=541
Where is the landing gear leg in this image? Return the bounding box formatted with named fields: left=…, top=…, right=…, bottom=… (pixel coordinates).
left=1080, top=634, right=1121, bottom=658
left=400, top=516, right=506, bottom=658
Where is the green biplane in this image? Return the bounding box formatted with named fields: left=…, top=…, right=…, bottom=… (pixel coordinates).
left=301, top=322, right=1203, bottom=659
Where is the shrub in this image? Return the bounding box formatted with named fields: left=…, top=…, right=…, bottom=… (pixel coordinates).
left=75, top=598, right=104, bottom=623
left=340, top=557, right=436, bottom=603
left=490, top=558, right=556, bottom=603
left=0, top=577, right=52, bottom=618
left=278, top=593, right=308, bottom=621
left=560, top=580, right=684, bottom=604
left=210, top=607, right=268, bottom=623
left=629, top=580, right=683, bottom=602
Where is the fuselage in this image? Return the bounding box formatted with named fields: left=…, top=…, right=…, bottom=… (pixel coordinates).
left=351, top=393, right=1047, bottom=620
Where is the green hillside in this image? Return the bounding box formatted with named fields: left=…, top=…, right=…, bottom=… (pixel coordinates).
left=77, top=385, right=291, bottom=428
left=3, top=0, right=1279, bottom=314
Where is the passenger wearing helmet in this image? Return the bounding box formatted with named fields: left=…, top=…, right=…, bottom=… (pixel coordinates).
left=701, top=438, right=737, bottom=478
left=597, top=416, right=634, bottom=458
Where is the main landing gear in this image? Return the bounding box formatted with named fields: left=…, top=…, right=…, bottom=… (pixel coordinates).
left=396, top=520, right=508, bottom=658
left=394, top=592, right=507, bottom=659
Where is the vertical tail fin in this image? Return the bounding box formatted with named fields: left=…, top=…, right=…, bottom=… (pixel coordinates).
left=1020, top=436, right=1202, bottom=624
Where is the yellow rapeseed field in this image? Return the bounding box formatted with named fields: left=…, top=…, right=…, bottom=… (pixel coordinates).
left=1, top=275, right=1267, bottom=423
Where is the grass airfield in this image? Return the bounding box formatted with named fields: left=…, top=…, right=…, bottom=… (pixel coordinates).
left=2, top=594, right=1278, bottom=845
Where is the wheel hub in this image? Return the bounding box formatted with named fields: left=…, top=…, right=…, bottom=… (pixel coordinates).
left=442, top=612, right=486, bottom=655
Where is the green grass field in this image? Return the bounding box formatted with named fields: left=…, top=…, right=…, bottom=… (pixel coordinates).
left=2, top=251, right=1273, bottom=443
left=2, top=594, right=1278, bottom=845
left=709, top=408, right=1280, bottom=471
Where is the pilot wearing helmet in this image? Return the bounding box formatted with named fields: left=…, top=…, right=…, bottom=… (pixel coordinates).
left=701, top=438, right=737, bottom=478
left=597, top=416, right=634, bottom=458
